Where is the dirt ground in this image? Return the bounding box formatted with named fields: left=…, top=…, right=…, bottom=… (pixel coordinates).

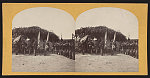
left=12, top=53, right=138, bottom=72
left=75, top=54, right=139, bottom=72
left=12, top=54, right=75, bottom=72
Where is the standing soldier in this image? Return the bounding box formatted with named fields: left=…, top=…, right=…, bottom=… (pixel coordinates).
left=105, top=40, right=111, bottom=55
left=26, top=38, right=33, bottom=55
left=88, top=39, right=94, bottom=54
left=49, top=42, right=53, bottom=54
left=132, top=44, right=136, bottom=58
left=135, top=41, right=138, bottom=59
left=94, top=39, right=99, bottom=54
left=64, top=43, right=67, bottom=57
left=53, top=43, right=57, bottom=54
left=100, top=40, right=104, bottom=56
left=16, top=39, right=22, bottom=55
left=81, top=40, right=87, bottom=55
left=44, top=43, right=49, bottom=56
left=68, top=43, right=71, bottom=59
left=130, top=43, right=134, bottom=57
left=123, top=42, right=127, bottom=55
left=60, top=42, right=63, bottom=55
left=21, top=38, right=27, bottom=54
left=116, top=41, right=120, bottom=52
left=127, top=42, right=131, bottom=55
left=120, top=43, right=123, bottom=54
left=124, top=42, right=128, bottom=55
left=111, top=41, right=115, bottom=55
left=58, top=43, right=61, bottom=55
left=32, top=39, right=38, bottom=56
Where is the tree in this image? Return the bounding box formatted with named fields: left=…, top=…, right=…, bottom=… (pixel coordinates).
left=12, top=26, right=59, bottom=42
left=75, top=26, right=127, bottom=42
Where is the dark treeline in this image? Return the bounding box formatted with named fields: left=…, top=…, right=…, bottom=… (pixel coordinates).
left=75, top=26, right=127, bottom=42
left=12, top=26, right=59, bottom=42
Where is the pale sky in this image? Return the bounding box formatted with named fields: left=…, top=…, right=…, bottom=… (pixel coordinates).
left=12, top=7, right=138, bottom=39
left=12, top=7, right=75, bottom=39
left=76, top=7, right=138, bottom=39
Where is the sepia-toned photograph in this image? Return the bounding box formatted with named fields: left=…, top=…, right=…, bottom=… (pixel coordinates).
left=11, top=5, right=140, bottom=73
left=75, top=7, right=139, bottom=72
left=12, top=7, right=75, bottom=72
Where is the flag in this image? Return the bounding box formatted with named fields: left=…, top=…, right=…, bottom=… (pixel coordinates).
left=46, top=32, right=49, bottom=43
left=26, top=38, right=30, bottom=41
left=80, top=35, right=88, bottom=43
left=38, top=31, right=40, bottom=46
left=113, top=32, right=116, bottom=43
left=72, top=33, right=75, bottom=39
left=13, top=35, right=21, bottom=43
left=104, top=31, right=107, bottom=48
left=93, top=38, right=97, bottom=41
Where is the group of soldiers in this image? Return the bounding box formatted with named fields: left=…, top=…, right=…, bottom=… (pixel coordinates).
left=12, top=36, right=75, bottom=60
left=120, top=41, right=138, bottom=59
left=77, top=37, right=138, bottom=59
left=53, top=42, right=75, bottom=60
left=78, top=39, right=115, bottom=55
left=13, top=37, right=38, bottom=55
left=12, top=35, right=138, bottom=60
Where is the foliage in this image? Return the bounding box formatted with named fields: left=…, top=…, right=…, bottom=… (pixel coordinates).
left=75, top=26, right=127, bottom=42
left=12, top=26, right=59, bottom=42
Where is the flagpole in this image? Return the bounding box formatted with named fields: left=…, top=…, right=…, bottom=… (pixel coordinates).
left=104, top=29, right=107, bottom=49
left=35, top=31, right=40, bottom=56
left=38, top=31, right=40, bottom=47
left=113, top=32, right=116, bottom=43
left=46, top=32, right=49, bottom=43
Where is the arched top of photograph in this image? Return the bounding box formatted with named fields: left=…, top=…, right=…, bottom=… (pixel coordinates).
left=12, top=7, right=75, bottom=39
left=76, top=7, right=138, bottom=39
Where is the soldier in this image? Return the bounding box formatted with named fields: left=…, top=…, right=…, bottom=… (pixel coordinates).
left=88, top=40, right=94, bottom=54
left=63, top=43, right=67, bottom=57
left=99, top=40, right=104, bottom=56
left=60, top=42, right=63, bottom=55
left=71, top=41, right=75, bottom=60
left=20, top=38, right=25, bottom=54
left=62, top=43, right=65, bottom=56
left=124, top=42, right=128, bottom=55
left=116, top=41, right=120, bottom=52
left=65, top=43, right=69, bottom=58
left=49, top=42, right=53, bottom=54
left=80, top=41, right=87, bottom=55
left=58, top=43, right=61, bottom=55
left=94, top=40, right=99, bottom=54
left=26, top=39, right=35, bottom=55
left=44, top=42, right=49, bottom=56
left=32, top=39, right=38, bottom=56
left=111, top=41, right=115, bottom=55
left=121, top=43, right=124, bottom=54
left=130, top=43, right=134, bottom=57
left=69, top=42, right=73, bottom=59
left=53, top=43, right=57, bottom=54
left=128, top=43, right=131, bottom=56
left=67, top=43, right=71, bottom=59
left=123, top=42, right=127, bottom=54
left=15, top=38, right=22, bottom=55
left=135, top=42, right=138, bottom=59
